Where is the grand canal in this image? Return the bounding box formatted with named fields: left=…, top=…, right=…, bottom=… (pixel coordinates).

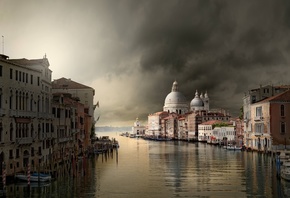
left=5, top=132, right=290, bottom=197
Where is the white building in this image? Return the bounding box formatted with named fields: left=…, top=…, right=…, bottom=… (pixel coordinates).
left=147, top=112, right=169, bottom=137
left=131, top=117, right=146, bottom=137
left=198, top=123, right=213, bottom=142
left=213, top=126, right=236, bottom=145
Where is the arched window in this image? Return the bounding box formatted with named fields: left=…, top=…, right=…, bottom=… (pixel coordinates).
left=281, top=105, right=285, bottom=117
left=31, top=123, right=34, bottom=138
left=281, top=122, right=286, bottom=134
left=30, top=94, right=33, bottom=111
left=38, top=124, right=41, bottom=139
left=0, top=122, right=2, bottom=142
left=10, top=90, right=13, bottom=109
left=0, top=88, right=2, bottom=109
left=10, top=123, right=13, bottom=141
left=15, top=91, right=18, bottom=110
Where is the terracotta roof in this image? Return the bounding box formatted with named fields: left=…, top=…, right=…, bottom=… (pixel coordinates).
left=52, top=77, right=93, bottom=90
left=151, top=111, right=169, bottom=116
left=200, top=120, right=224, bottom=125
left=257, top=89, right=290, bottom=103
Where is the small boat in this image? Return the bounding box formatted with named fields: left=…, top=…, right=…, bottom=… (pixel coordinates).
left=281, top=161, right=290, bottom=181
left=15, top=172, right=52, bottom=182
left=129, top=133, right=136, bottom=138
left=226, top=145, right=242, bottom=151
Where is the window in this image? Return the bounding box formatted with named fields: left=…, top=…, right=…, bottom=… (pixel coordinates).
left=256, top=106, right=262, bottom=117
left=15, top=70, right=18, bottom=81
left=255, top=123, right=263, bottom=133
left=281, top=105, right=285, bottom=117
left=37, top=77, right=40, bottom=86
left=0, top=88, right=2, bottom=109
left=281, top=122, right=286, bottom=134
left=0, top=123, right=2, bottom=142
left=31, top=74, right=33, bottom=84
left=10, top=123, right=13, bottom=141
left=16, top=149, right=19, bottom=158
left=252, top=95, right=256, bottom=103
left=19, top=71, right=21, bottom=81
left=0, top=65, right=2, bottom=76
left=10, top=68, right=13, bottom=79
left=9, top=150, right=13, bottom=159
left=31, top=147, right=34, bottom=157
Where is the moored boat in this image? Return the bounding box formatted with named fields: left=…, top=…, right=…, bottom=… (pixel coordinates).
left=15, top=172, right=52, bottom=182
left=281, top=161, right=290, bottom=181
left=226, top=145, right=242, bottom=151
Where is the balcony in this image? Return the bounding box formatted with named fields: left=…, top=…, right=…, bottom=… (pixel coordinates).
left=59, top=137, right=73, bottom=143
left=16, top=137, right=33, bottom=145
left=254, top=116, right=263, bottom=121
left=9, top=110, right=37, bottom=117
left=38, top=112, right=53, bottom=119
left=71, top=129, right=80, bottom=134
left=0, top=108, right=5, bottom=116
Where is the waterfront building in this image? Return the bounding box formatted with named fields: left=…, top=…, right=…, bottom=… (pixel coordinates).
left=51, top=92, right=88, bottom=169
left=243, top=85, right=290, bottom=151
left=178, top=115, right=188, bottom=140
left=0, top=54, right=53, bottom=176
left=163, top=113, right=178, bottom=139
left=198, top=121, right=214, bottom=142
left=147, top=112, right=169, bottom=137
left=244, top=89, right=290, bottom=151
left=131, top=117, right=146, bottom=137
left=197, top=120, right=233, bottom=143
left=52, top=78, right=96, bottom=150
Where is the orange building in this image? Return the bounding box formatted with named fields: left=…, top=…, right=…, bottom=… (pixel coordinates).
left=246, top=89, right=290, bottom=151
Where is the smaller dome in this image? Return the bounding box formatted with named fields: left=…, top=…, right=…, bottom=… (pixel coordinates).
left=190, top=90, right=204, bottom=107
left=191, top=98, right=204, bottom=107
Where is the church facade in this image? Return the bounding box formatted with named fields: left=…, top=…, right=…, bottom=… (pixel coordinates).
left=147, top=81, right=230, bottom=140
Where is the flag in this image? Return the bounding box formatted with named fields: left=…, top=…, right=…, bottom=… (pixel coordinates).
left=93, top=101, right=100, bottom=110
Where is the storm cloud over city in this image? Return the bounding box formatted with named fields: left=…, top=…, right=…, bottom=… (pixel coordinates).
left=1, top=0, right=290, bottom=126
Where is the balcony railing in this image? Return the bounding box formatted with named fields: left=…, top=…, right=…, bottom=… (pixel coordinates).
left=16, top=137, right=33, bottom=144
left=71, top=129, right=80, bottom=134
left=9, top=110, right=37, bottom=117
left=254, top=116, right=263, bottom=121
left=59, top=137, right=73, bottom=143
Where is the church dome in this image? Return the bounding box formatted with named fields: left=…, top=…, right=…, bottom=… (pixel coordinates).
left=163, top=81, right=189, bottom=114
left=190, top=90, right=204, bottom=107
left=164, top=91, right=187, bottom=104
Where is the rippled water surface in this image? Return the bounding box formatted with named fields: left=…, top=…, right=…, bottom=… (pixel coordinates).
left=6, top=132, right=289, bottom=197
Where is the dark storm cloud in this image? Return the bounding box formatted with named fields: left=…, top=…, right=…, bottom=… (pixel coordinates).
left=113, top=0, right=290, bottom=119
left=2, top=0, right=290, bottom=126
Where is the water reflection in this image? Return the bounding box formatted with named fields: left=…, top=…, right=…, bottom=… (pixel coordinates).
left=4, top=132, right=290, bottom=197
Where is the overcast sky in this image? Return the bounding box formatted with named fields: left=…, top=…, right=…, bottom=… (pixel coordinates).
left=1, top=0, right=290, bottom=127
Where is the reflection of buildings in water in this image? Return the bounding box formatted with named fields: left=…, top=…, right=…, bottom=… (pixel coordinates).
left=241, top=152, right=277, bottom=196
left=280, top=179, right=290, bottom=197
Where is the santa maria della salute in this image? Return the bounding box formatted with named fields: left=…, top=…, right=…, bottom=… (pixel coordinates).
left=145, top=81, right=232, bottom=141
left=163, top=80, right=209, bottom=114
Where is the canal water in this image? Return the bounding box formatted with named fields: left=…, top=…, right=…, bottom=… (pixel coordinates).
left=4, top=132, right=290, bottom=197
